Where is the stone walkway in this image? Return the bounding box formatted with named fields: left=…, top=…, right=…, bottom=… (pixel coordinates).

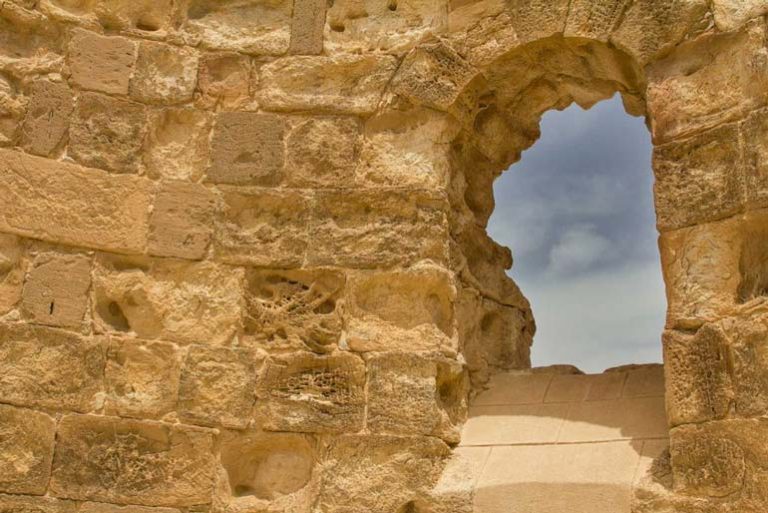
left=457, top=366, right=669, bottom=513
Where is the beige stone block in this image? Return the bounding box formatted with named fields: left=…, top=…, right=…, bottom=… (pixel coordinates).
left=286, top=116, right=360, bottom=188
left=207, top=112, right=288, bottom=185
left=50, top=414, right=215, bottom=506
left=0, top=323, right=104, bottom=412
left=507, top=0, right=570, bottom=42
left=623, top=365, right=665, bottom=398
left=213, top=187, right=311, bottom=267
left=21, top=252, right=91, bottom=328
left=244, top=268, right=344, bottom=354
left=472, top=372, right=552, bottom=406
left=79, top=503, right=180, bottom=513
left=68, top=28, right=136, bottom=95
left=185, top=0, right=292, bottom=55
left=558, top=397, right=668, bottom=443
left=257, top=54, right=398, bottom=115
left=92, top=256, right=244, bottom=346
left=256, top=352, right=365, bottom=433
left=461, top=403, right=570, bottom=446
left=197, top=52, right=251, bottom=109
left=743, top=108, right=768, bottom=209
left=586, top=372, right=626, bottom=401
left=178, top=345, right=257, bottom=429
left=0, top=404, right=56, bottom=495
left=633, top=438, right=670, bottom=488
left=308, top=189, right=449, bottom=268
left=713, top=0, right=768, bottom=31
left=544, top=374, right=592, bottom=403
left=104, top=337, right=181, bottom=419
left=70, top=93, right=148, bottom=174
left=726, top=314, right=768, bottom=417
left=0, top=233, right=25, bottom=316
left=564, top=0, right=632, bottom=41
left=130, top=41, right=198, bottom=105
left=653, top=124, right=745, bottom=231
left=145, top=108, right=212, bottom=181
left=290, top=0, right=325, bottom=55
left=0, top=149, right=152, bottom=254
left=20, top=79, right=73, bottom=157
left=0, top=495, right=77, bottom=513
left=148, top=181, right=215, bottom=260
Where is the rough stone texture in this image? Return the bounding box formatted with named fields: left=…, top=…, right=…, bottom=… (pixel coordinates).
left=0, top=404, right=56, bottom=495
left=145, top=108, right=212, bottom=181
left=286, top=116, right=360, bottom=188
left=68, top=29, right=137, bottom=95
left=21, top=251, right=91, bottom=328
left=20, top=79, right=73, bottom=157
left=0, top=234, right=25, bottom=316
left=291, top=0, right=326, bottom=55
left=148, top=181, right=215, bottom=260
left=130, top=42, right=198, bottom=105
left=197, top=53, right=251, bottom=109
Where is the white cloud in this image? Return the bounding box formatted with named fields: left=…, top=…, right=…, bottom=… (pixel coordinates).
left=547, top=224, right=614, bottom=275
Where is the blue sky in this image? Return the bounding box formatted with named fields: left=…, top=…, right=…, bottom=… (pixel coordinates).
left=487, top=95, right=666, bottom=373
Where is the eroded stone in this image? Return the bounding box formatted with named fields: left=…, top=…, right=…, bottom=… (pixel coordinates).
left=20, top=79, right=73, bottom=156
left=145, top=108, right=212, bottom=181
left=68, top=29, right=136, bottom=95
left=0, top=404, right=56, bottom=495
left=21, top=251, right=91, bottom=328
left=0, top=234, right=24, bottom=316
left=148, top=181, right=216, bottom=260
left=285, top=116, right=360, bottom=188
left=130, top=41, right=198, bottom=105
left=197, top=52, right=251, bottom=109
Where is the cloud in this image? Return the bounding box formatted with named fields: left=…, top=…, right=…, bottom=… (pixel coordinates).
left=547, top=224, right=614, bottom=275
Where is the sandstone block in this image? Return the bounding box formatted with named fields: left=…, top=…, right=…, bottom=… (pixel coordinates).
left=257, top=55, right=398, bottom=115
left=507, top=0, right=569, bottom=42
left=213, top=188, right=311, bottom=267
left=104, top=337, right=182, bottom=420
left=68, top=29, right=136, bottom=95
left=178, top=345, right=257, bottom=429
left=564, top=0, right=632, bottom=41
left=743, top=108, right=768, bottom=209
left=308, top=189, right=449, bottom=268
left=93, top=0, right=175, bottom=32
left=256, top=352, right=365, bottom=433
left=653, top=124, right=745, bottom=231
left=0, top=404, right=56, bottom=495
left=197, top=53, right=251, bottom=109
left=0, top=233, right=24, bottom=316
left=130, top=41, right=198, bottom=105
left=93, top=256, right=244, bottom=346
left=244, top=268, right=345, bottom=353
left=21, top=252, right=91, bottom=328
left=285, top=116, right=359, bottom=188
left=207, top=112, right=288, bottom=186
left=0, top=323, right=104, bottom=412
left=20, top=79, right=73, bottom=156
left=50, top=415, right=216, bottom=507
left=79, top=504, right=181, bottom=513
left=728, top=315, right=768, bottom=417
left=148, top=181, right=215, bottom=260
left=290, top=0, right=325, bottom=55
left=713, top=0, right=768, bottom=32
left=0, top=495, right=77, bottom=513
left=145, top=108, right=212, bottom=181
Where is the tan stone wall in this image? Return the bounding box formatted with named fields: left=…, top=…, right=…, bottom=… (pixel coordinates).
left=0, top=0, right=767, bottom=512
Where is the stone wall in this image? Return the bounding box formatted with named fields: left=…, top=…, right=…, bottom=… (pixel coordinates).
left=0, top=0, right=767, bottom=512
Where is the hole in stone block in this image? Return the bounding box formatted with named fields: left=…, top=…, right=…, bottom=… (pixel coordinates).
left=330, top=22, right=346, bottom=32
left=98, top=300, right=131, bottom=332
left=136, top=17, right=161, bottom=31
left=387, top=0, right=398, bottom=11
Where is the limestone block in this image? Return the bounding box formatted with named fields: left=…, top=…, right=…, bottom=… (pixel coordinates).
left=0, top=74, right=24, bottom=146
left=713, top=0, right=768, bottom=32
left=743, top=108, right=768, bottom=209
left=148, top=181, right=216, bottom=260
left=507, top=0, right=570, bottom=42
left=653, top=124, right=745, bottom=231
left=145, top=108, right=212, bottom=181
left=346, top=264, right=455, bottom=354
left=325, top=0, right=446, bottom=53
left=0, top=495, right=78, bottom=513
left=0, top=404, right=56, bottom=495
left=647, top=21, right=768, bottom=143
left=244, top=268, right=345, bottom=354
left=611, top=0, right=710, bottom=66
left=207, top=112, right=288, bottom=186
left=185, top=0, right=292, bottom=55
left=0, top=234, right=24, bottom=316
left=50, top=414, right=216, bottom=506
left=213, top=187, right=311, bottom=267
left=285, top=116, right=360, bottom=188
left=197, top=53, right=251, bottom=109
left=68, top=29, right=136, bottom=95
left=308, top=189, right=449, bottom=268
left=178, top=345, right=257, bottom=429
left=92, top=256, right=244, bottom=346
left=0, top=149, right=152, bottom=254
left=256, top=352, right=366, bottom=433
left=257, top=55, right=398, bottom=115
left=290, top=0, right=325, bottom=55
left=104, top=336, right=182, bottom=419
left=316, top=435, right=451, bottom=513
left=79, top=504, right=181, bottom=513
left=449, top=2, right=519, bottom=68
left=70, top=93, right=148, bottom=174
left=130, top=41, right=198, bottom=105
left=663, top=326, right=733, bottom=426
left=565, top=0, right=632, bottom=41
left=92, top=0, right=176, bottom=32
left=0, top=323, right=104, bottom=412
left=20, top=79, right=73, bottom=157
left=21, top=252, right=91, bottom=328
left=728, top=314, right=768, bottom=417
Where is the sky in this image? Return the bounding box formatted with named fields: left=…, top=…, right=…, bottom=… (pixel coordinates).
left=487, top=95, right=666, bottom=373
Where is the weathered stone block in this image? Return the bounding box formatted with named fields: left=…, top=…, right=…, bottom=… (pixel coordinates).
left=507, top=0, right=570, bottom=42
left=0, top=495, right=77, bottom=513
left=178, top=345, right=257, bottom=429
left=104, top=337, right=181, bottom=420
left=213, top=187, right=311, bottom=267
left=285, top=116, right=359, bottom=188
left=50, top=415, right=216, bottom=506
left=564, top=0, right=632, bottom=41
left=21, top=252, right=91, bottom=328
left=256, top=352, right=365, bottom=433
left=0, top=149, right=151, bottom=254
left=245, top=268, right=345, bottom=353
left=257, top=55, right=398, bottom=115
left=93, top=256, right=244, bottom=346
left=653, top=124, right=745, bottom=231
left=148, top=181, right=216, bottom=260
left=207, top=112, right=288, bottom=186
left=145, top=108, right=212, bottom=181
left=0, top=234, right=24, bottom=316
left=68, top=29, right=136, bottom=95
left=0, top=323, right=104, bottom=412
left=0, top=404, right=56, bottom=495
left=20, top=80, right=73, bottom=156
left=713, top=0, right=768, bottom=32
left=79, top=503, right=181, bottom=513
left=197, top=52, right=251, bottom=109
left=729, top=315, right=768, bottom=417
left=308, top=189, right=449, bottom=268
left=291, top=0, right=325, bottom=55
left=130, top=41, right=198, bottom=105
left=743, top=109, right=768, bottom=209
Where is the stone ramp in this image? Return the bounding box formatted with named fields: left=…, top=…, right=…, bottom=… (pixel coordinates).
left=458, top=366, right=669, bottom=513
